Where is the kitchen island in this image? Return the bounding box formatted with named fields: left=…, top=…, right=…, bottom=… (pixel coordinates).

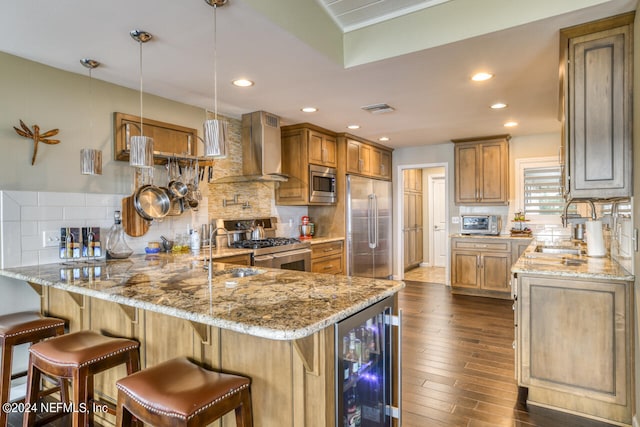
left=0, top=253, right=404, bottom=427
left=511, top=241, right=634, bottom=426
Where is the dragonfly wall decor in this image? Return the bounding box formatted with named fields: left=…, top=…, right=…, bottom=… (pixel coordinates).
left=13, top=119, right=60, bottom=165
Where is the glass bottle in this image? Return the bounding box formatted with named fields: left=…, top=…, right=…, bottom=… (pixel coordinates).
left=106, top=210, right=133, bottom=259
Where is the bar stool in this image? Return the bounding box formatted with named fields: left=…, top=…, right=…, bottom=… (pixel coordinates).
left=23, top=330, right=140, bottom=427
left=0, top=311, right=65, bottom=427
left=115, top=357, right=252, bottom=427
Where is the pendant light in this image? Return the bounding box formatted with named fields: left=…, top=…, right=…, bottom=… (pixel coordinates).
left=79, top=58, right=103, bottom=175
left=129, top=29, right=154, bottom=168
left=203, top=0, right=228, bottom=158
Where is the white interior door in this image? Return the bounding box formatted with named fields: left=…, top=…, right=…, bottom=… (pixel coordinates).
left=430, top=175, right=446, bottom=267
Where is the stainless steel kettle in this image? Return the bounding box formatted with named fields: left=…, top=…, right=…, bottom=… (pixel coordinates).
left=251, top=223, right=265, bottom=240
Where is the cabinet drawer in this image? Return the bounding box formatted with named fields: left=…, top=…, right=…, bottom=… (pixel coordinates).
left=452, top=239, right=510, bottom=252
left=311, top=254, right=343, bottom=274
left=214, top=254, right=252, bottom=266
left=311, top=241, right=344, bottom=259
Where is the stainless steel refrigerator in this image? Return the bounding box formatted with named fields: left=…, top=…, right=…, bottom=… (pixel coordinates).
left=346, top=175, right=393, bottom=279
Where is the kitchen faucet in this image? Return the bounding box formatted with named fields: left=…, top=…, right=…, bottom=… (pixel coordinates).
left=207, top=226, right=229, bottom=280
left=561, top=198, right=596, bottom=227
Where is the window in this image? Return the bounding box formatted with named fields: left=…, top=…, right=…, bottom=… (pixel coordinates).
left=522, top=166, right=565, bottom=216
left=515, top=157, right=573, bottom=224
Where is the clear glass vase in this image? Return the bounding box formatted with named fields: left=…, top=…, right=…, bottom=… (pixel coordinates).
left=106, top=210, right=133, bottom=259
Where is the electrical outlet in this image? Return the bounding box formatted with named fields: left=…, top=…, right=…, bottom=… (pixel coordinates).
left=451, top=216, right=460, bottom=224
left=42, top=230, right=61, bottom=248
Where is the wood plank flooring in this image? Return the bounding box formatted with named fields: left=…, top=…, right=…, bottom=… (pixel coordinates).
left=399, top=280, right=619, bottom=427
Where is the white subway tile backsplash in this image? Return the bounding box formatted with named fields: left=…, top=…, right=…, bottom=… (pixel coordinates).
left=1, top=190, right=211, bottom=267
left=4, top=191, right=38, bottom=207
left=63, top=207, right=108, bottom=221
left=21, top=206, right=64, bottom=222
left=1, top=193, right=21, bottom=222
left=20, top=221, right=38, bottom=237
left=38, top=192, right=86, bottom=207
left=85, top=194, right=122, bottom=207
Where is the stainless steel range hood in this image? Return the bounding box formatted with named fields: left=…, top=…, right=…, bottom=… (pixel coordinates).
left=214, top=111, right=288, bottom=183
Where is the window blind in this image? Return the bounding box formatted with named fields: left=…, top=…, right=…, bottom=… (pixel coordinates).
left=523, top=166, right=567, bottom=216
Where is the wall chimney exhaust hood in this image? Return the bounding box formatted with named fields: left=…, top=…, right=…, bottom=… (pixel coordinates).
left=214, top=111, right=288, bottom=183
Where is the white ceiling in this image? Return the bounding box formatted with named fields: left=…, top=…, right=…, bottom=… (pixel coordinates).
left=0, top=0, right=636, bottom=149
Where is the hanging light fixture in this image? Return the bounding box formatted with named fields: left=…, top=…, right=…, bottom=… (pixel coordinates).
left=79, top=58, right=103, bottom=175
left=203, top=0, right=228, bottom=158
left=129, top=29, right=154, bottom=168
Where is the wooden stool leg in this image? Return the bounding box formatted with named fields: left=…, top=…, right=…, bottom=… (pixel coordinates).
left=22, top=357, right=41, bottom=427
left=71, top=368, right=86, bottom=427
left=235, top=388, right=253, bottom=427
left=0, top=338, right=11, bottom=427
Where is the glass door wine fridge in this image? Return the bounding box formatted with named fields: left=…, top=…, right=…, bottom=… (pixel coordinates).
left=336, top=296, right=401, bottom=427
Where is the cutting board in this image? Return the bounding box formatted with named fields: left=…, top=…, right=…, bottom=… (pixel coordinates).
left=122, top=194, right=149, bottom=237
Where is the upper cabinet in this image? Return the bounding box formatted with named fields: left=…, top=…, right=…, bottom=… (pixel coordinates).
left=452, top=135, right=510, bottom=205
left=276, top=123, right=338, bottom=205
left=308, top=129, right=337, bottom=168
left=560, top=12, right=634, bottom=199
left=344, top=136, right=392, bottom=180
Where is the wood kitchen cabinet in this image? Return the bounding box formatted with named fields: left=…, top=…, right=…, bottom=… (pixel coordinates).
left=403, top=169, right=423, bottom=271
left=450, top=237, right=512, bottom=299
left=277, top=123, right=337, bottom=205
left=311, top=239, right=344, bottom=274
left=452, top=135, right=509, bottom=205
left=215, top=253, right=251, bottom=266
left=560, top=13, right=633, bottom=199
left=344, top=135, right=392, bottom=180
left=514, top=274, right=633, bottom=425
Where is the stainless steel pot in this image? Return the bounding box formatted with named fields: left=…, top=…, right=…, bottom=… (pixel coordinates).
left=133, top=185, right=171, bottom=221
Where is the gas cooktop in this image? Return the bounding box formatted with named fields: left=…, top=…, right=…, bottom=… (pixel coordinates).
left=231, top=237, right=303, bottom=250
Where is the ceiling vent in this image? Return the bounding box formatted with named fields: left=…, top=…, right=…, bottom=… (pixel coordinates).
left=361, top=103, right=395, bottom=114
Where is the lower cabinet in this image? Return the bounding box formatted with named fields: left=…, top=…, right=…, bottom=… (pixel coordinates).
left=515, top=274, right=633, bottom=425
left=450, top=237, right=512, bottom=298
left=311, top=240, right=344, bottom=274
left=214, top=253, right=251, bottom=266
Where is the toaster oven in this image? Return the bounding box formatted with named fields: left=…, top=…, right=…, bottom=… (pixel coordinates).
left=460, top=215, right=501, bottom=235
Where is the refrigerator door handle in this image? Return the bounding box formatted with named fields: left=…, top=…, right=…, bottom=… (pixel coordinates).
left=368, top=194, right=376, bottom=249
left=373, top=193, right=379, bottom=249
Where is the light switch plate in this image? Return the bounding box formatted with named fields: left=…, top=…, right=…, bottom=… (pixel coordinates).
left=451, top=216, right=460, bottom=224
left=42, top=230, right=61, bottom=248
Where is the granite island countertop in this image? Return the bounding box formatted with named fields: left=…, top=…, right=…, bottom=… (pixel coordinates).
left=0, top=253, right=404, bottom=341
left=511, top=241, right=634, bottom=281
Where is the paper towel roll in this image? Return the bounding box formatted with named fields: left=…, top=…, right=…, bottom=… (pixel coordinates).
left=585, top=220, right=606, bottom=257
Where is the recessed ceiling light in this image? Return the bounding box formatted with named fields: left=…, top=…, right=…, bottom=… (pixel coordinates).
left=471, top=72, right=493, bottom=82
left=232, top=79, right=254, bottom=87
left=504, top=121, right=518, bottom=127
left=301, top=107, right=317, bottom=113
left=347, top=124, right=360, bottom=130
left=491, top=103, right=507, bottom=109
left=379, top=136, right=390, bottom=142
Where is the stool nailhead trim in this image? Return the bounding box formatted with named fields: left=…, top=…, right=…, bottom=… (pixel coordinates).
left=30, top=344, right=139, bottom=368
left=2, top=322, right=65, bottom=339
left=117, top=382, right=250, bottom=421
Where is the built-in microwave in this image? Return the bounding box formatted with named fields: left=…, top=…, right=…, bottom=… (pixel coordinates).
left=460, top=215, right=502, bottom=235
left=309, top=165, right=337, bottom=204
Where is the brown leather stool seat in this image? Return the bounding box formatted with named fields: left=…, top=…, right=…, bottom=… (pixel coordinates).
left=24, top=330, right=140, bottom=427
left=116, top=357, right=253, bottom=427
left=0, top=311, right=65, bottom=427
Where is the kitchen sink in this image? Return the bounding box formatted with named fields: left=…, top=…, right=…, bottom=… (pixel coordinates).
left=534, top=244, right=585, bottom=255
left=215, top=267, right=266, bottom=278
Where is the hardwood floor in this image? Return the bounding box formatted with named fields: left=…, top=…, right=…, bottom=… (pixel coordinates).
left=399, top=280, right=619, bottom=427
